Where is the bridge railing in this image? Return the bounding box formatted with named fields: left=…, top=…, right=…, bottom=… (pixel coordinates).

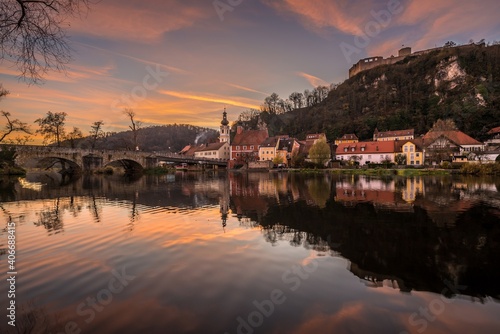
left=3, top=144, right=227, bottom=165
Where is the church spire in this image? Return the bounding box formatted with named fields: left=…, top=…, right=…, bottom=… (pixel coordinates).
left=220, top=108, right=230, bottom=143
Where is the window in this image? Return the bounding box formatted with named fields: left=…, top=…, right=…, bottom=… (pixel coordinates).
left=416, top=153, right=420, bottom=157
left=351, top=148, right=355, bottom=152
left=250, top=146, right=254, bottom=150
left=410, top=146, right=414, bottom=152
left=410, top=161, right=414, bottom=165
left=243, top=146, right=247, bottom=150
left=344, top=148, right=348, bottom=152
left=380, top=155, right=383, bottom=159
left=368, top=155, right=372, bottom=159
left=236, top=146, right=240, bottom=150
left=404, top=146, right=408, bottom=152
left=361, top=147, right=365, bottom=152
left=416, top=161, right=420, bottom=165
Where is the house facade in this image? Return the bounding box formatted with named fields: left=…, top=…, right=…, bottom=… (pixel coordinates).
left=336, top=141, right=395, bottom=165
left=258, top=136, right=284, bottom=162
left=231, top=126, right=269, bottom=162
left=335, top=134, right=359, bottom=145
left=423, top=130, right=484, bottom=164
left=395, top=139, right=424, bottom=166
left=194, top=142, right=230, bottom=160
left=276, top=138, right=300, bottom=166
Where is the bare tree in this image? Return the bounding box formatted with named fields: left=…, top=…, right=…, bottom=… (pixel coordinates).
left=430, top=119, right=458, bottom=132
left=123, top=109, right=141, bottom=150
left=0, top=86, right=31, bottom=143
left=34, top=111, right=67, bottom=146
left=66, top=126, right=82, bottom=148
left=0, top=0, right=95, bottom=84
left=89, top=120, right=103, bottom=149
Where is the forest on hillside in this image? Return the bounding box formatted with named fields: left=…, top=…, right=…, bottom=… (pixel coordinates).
left=236, top=43, right=500, bottom=141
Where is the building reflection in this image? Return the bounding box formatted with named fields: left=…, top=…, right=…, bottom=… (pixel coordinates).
left=2, top=171, right=500, bottom=300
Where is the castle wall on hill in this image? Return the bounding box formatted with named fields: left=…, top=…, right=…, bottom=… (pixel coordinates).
left=347, top=45, right=478, bottom=78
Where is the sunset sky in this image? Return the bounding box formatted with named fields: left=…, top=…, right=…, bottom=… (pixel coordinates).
left=1, top=0, right=499, bottom=137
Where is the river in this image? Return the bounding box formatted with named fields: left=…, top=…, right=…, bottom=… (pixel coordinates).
left=1, top=171, right=499, bottom=334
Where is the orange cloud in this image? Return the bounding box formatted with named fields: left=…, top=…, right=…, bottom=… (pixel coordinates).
left=69, top=0, right=209, bottom=42
left=225, top=83, right=270, bottom=96
left=263, top=0, right=373, bottom=36
left=385, top=0, right=500, bottom=53
left=297, top=72, right=329, bottom=87
left=160, top=90, right=261, bottom=110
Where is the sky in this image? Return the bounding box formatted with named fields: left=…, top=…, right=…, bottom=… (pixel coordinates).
left=1, top=0, right=499, bottom=140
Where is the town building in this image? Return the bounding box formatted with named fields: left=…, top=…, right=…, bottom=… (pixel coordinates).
left=374, top=128, right=414, bottom=142
left=302, top=133, right=327, bottom=158
left=194, top=142, right=230, bottom=160
left=231, top=126, right=268, bottom=162
left=485, top=126, right=500, bottom=150
left=423, top=130, right=484, bottom=164
left=258, top=136, right=286, bottom=162
left=335, top=134, right=359, bottom=145
left=336, top=141, right=395, bottom=165
left=394, top=139, right=424, bottom=166
left=276, top=137, right=300, bottom=166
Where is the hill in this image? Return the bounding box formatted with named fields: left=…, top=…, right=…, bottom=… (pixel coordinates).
left=66, top=124, right=218, bottom=152
left=254, top=44, right=500, bottom=141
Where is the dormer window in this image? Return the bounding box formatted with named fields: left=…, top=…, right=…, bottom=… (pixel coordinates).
left=344, top=147, right=348, bottom=152
left=351, top=147, right=355, bottom=152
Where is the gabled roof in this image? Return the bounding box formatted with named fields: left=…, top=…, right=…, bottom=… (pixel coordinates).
left=394, top=138, right=424, bottom=152
left=232, top=129, right=269, bottom=147
left=259, top=135, right=288, bottom=148
left=336, top=141, right=395, bottom=154
left=338, top=133, right=358, bottom=140
left=277, top=138, right=298, bottom=152
left=487, top=126, right=500, bottom=135
left=305, top=133, right=326, bottom=141
left=196, top=142, right=227, bottom=152
left=374, top=129, right=414, bottom=139
left=423, top=130, right=482, bottom=147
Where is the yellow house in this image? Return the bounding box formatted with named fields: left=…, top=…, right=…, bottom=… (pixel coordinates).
left=396, top=139, right=424, bottom=166
left=335, top=134, right=359, bottom=145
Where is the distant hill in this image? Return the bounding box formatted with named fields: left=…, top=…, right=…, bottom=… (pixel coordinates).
left=253, top=44, right=500, bottom=141
left=66, top=124, right=219, bottom=152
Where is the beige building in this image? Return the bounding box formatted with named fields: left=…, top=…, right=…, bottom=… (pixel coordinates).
left=194, top=142, right=230, bottom=160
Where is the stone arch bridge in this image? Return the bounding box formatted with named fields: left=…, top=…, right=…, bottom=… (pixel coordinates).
left=3, top=145, right=227, bottom=174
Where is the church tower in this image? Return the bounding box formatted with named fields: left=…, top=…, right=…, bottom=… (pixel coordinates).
left=220, top=108, right=230, bottom=144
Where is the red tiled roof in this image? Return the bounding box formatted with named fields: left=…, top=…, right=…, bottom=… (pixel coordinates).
left=336, top=141, right=395, bottom=155
left=374, top=129, right=414, bottom=139
left=305, top=133, right=326, bottom=141
left=487, top=126, right=500, bottom=135
left=423, top=130, right=482, bottom=146
left=232, top=129, right=269, bottom=147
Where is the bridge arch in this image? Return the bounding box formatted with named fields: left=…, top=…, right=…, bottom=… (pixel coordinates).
left=105, top=159, right=144, bottom=174
left=35, top=156, right=82, bottom=175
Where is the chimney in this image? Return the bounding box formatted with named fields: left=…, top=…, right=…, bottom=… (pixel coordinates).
left=237, top=126, right=243, bottom=135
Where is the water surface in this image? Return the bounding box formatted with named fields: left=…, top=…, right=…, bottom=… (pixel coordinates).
left=1, top=172, right=499, bottom=334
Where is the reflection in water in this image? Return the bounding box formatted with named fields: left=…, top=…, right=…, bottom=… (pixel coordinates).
left=1, top=171, right=499, bottom=333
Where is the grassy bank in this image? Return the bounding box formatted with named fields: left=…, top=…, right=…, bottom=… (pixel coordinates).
left=460, top=163, right=500, bottom=175
left=286, top=168, right=452, bottom=176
